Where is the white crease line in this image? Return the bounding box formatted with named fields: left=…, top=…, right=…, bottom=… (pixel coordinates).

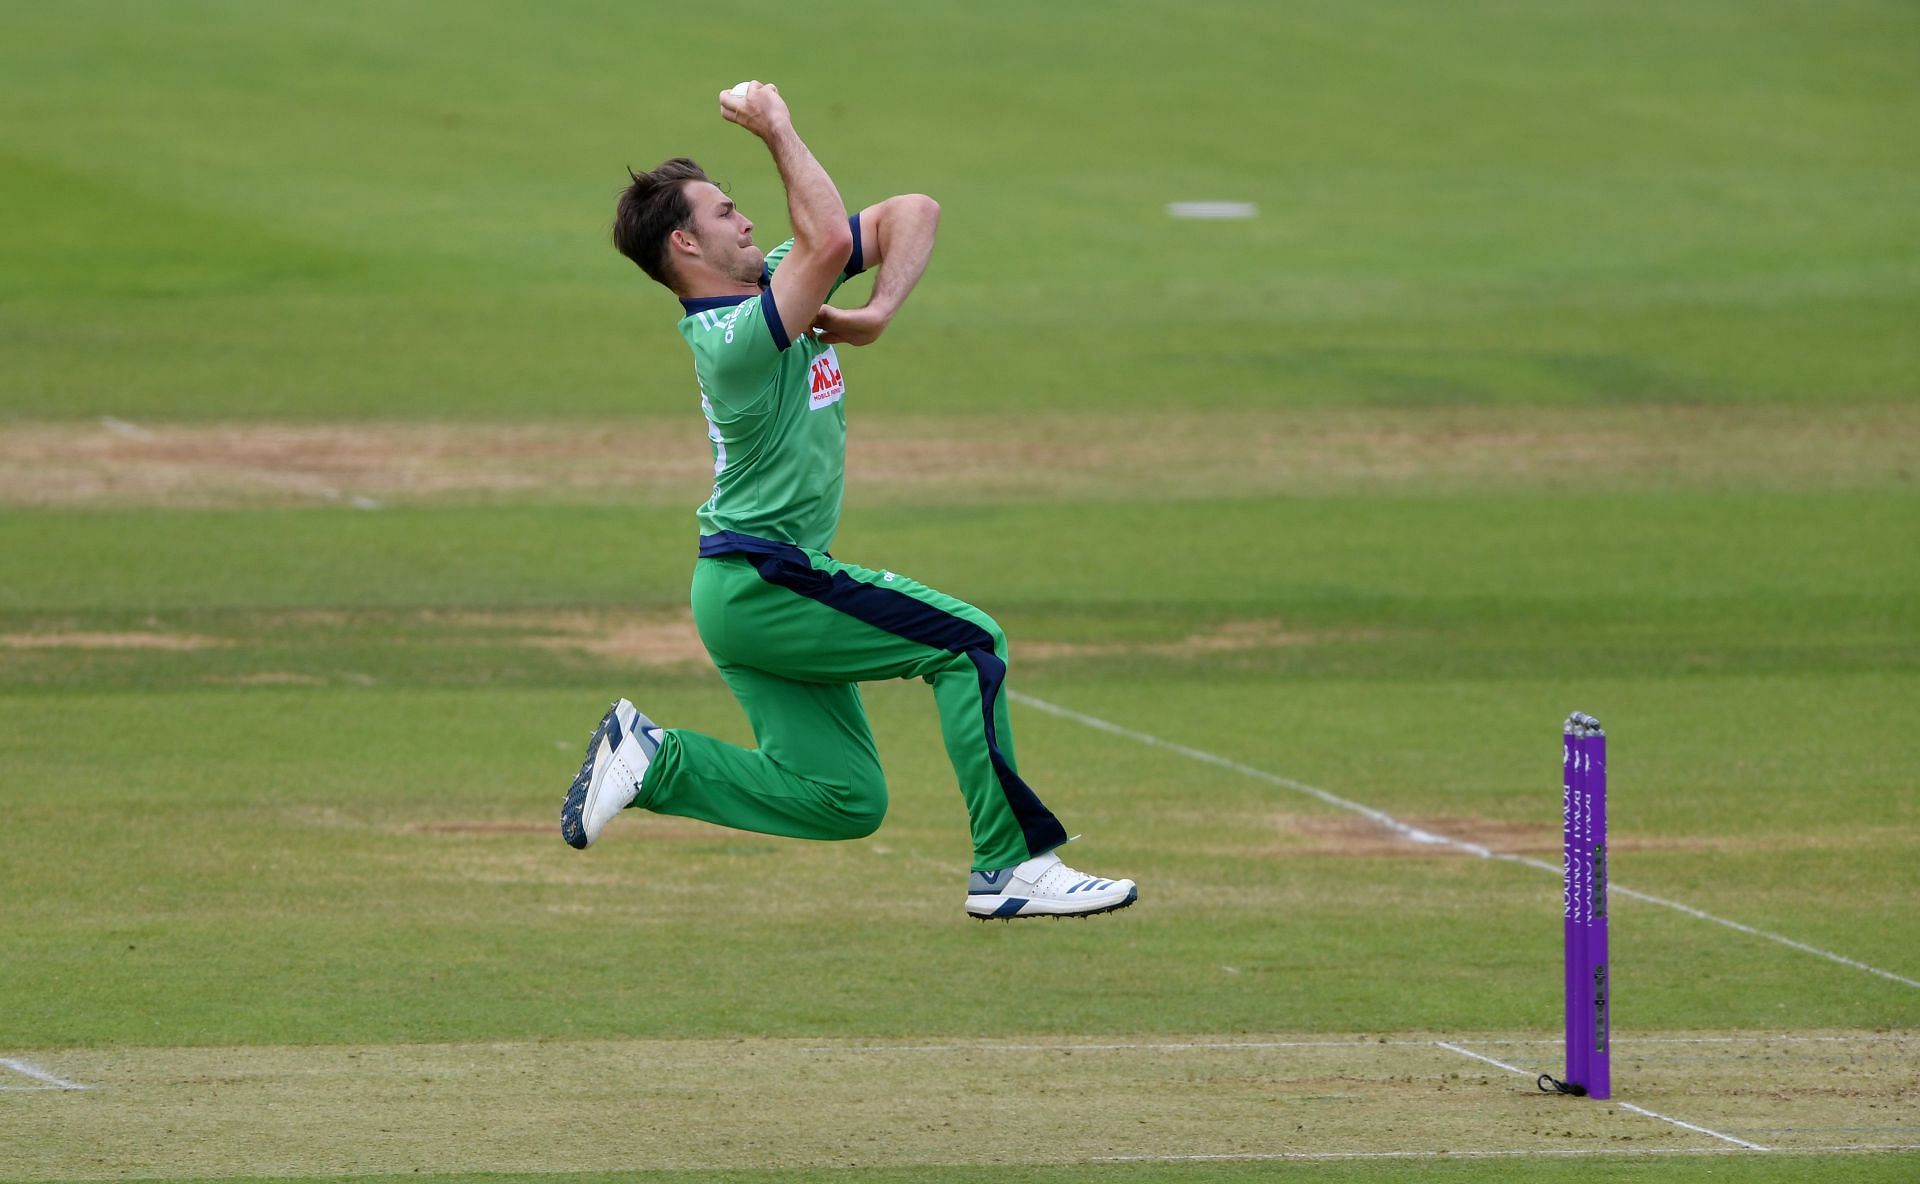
left=1011, top=691, right=1920, bottom=990
left=1096, top=1148, right=1690, bottom=1163
left=1167, top=201, right=1258, bottom=220
left=1433, top=1040, right=1542, bottom=1078
left=1009, top=692, right=1482, bottom=852
left=1093, top=1144, right=1916, bottom=1164
left=1435, top=1041, right=1768, bottom=1152
left=1617, top=1101, right=1771, bottom=1152
left=99, top=416, right=153, bottom=440
left=1475, top=1034, right=1911, bottom=1047
left=0, top=1058, right=88, bottom=1091
left=1603, top=883, right=1920, bottom=989
left=810, top=1033, right=1910, bottom=1055
left=809, top=1038, right=1437, bottom=1054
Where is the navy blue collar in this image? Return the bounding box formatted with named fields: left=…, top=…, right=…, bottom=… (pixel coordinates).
left=679, top=292, right=755, bottom=314
left=678, top=265, right=773, bottom=316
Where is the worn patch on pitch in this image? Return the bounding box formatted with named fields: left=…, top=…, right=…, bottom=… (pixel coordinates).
left=0, top=421, right=711, bottom=508
left=3, top=405, right=1912, bottom=508
left=500, top=608, right=710, bottom=666
left=3, top=1031, right=1913, bottom=1177
left=0, top=630, right=230, bottom=651
left=1276, top=814, right=1560, bottom=858
left=1021, top=618, right=1385, bottom=663
left=201, top=671, right=330, bottom=685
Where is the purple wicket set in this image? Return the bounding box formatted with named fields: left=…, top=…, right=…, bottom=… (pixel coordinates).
left=1556, top=711, right=1610, bottom=1098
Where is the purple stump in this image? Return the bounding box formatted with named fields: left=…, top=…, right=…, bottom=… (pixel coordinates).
left=1562, top=725, right=1585, bottom=1092
left=1586, top=723, right=1611, bottom=1099
left=1562, top=712, right=1610, bottom=1099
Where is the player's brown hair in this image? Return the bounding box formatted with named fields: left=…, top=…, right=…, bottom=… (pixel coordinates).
left=612, top=157, right=712, bottom=290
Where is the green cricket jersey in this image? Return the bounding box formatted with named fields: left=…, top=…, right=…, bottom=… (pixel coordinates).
left=654, top=219, right=1073, bottom=872
left=679, top=225, right=863, bottom=554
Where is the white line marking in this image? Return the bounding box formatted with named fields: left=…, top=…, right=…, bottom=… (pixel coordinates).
left=1010, top=693, right=1480, bottom=851
left=1093, top=1144, right=1916, bottom=1164
left=1617, top=1101, right=1772, bottom=1152
left=99, top=416, right=153, bottom=439
left=1167, top=201, right=1258, bottom=219
left=812, top=1038, right=1437, bottom=1054
left=0, top=1058, right=88, bottom=1091
left=1433, top=1040, right=1538, bottom=1077
left=810, top=1033, right=1909, bottom=1055
left=1605, top=883, right=1920, bottom=989
left=1476, top=1034, right=1911, bottom=1047
left=1011, top=691, right=1920, bottom=990
left=1435, top=1041, right=1768, bottom=1152
left=1096, top=1148, right=1686, bottom=1163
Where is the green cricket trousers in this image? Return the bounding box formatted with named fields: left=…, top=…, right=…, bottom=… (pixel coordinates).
left=633, top=536, right=1069, bottom=872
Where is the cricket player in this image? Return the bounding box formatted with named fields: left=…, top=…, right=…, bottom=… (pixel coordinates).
left=560, top=81, right=1136, bottom=920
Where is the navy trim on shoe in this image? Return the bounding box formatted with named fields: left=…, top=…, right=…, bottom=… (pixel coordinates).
left=740, top=538, right=1069, bottom=857
left=968, top=867, right=1009, bottom=893
left=560, top=702, right=622, bottom=850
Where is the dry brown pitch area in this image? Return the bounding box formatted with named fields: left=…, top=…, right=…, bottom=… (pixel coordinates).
left=4, top=405, right=1913, bottom=508
left=5, top=1031, right=1915, bottom=1177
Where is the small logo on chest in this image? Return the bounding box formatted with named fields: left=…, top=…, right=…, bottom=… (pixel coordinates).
left=808, top=346, right=845, bottom=409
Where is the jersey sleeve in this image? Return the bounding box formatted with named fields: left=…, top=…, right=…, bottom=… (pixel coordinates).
left=762, top=215, right=868, bottom=306
left=688, top=298, right=784, bottom=411
left=764, top=237, right=796, bottom=277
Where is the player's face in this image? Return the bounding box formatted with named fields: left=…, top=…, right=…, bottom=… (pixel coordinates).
left=683, top=182, right=763, bottom=283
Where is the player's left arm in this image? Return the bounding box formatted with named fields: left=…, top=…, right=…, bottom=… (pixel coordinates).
left=812, top=194, right=940, bottom=347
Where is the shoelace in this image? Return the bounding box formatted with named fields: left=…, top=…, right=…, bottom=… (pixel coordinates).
left=1033, top=861, right=1113, bottom=893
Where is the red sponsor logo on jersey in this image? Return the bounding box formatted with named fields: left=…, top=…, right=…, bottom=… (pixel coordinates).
left=808, top=347, right=845, bottom=409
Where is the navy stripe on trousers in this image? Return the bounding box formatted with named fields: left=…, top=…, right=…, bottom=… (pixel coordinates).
left=736, top=541, right=1068, bottom=858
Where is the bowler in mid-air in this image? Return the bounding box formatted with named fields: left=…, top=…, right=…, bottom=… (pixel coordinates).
left=560, top=81, right=1137, bottom=921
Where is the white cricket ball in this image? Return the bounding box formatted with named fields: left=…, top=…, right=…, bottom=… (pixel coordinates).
left=730, top=81, right=752, bottom=98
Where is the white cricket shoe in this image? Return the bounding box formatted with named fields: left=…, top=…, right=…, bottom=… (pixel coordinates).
left=965, top=849, right=1138, bottom=919
left=560, top=699, right=662, bottom=850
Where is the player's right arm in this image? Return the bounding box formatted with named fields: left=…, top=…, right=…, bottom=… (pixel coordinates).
left=718, top=82, right=853, bottom=347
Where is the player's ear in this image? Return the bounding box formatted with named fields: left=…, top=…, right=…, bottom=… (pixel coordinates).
left=669, top=226, right=699, bottom=258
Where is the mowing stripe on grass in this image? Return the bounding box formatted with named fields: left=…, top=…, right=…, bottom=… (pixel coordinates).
left=1435, top=1040, right=1770, bottom=1152
left=816, top=1031, right=1909, bottom=1056
left=1012, top=691, right=1920, bottom=990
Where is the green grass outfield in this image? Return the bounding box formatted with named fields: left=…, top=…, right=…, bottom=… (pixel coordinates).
left=3, top=1, right=1918, bottom=1181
